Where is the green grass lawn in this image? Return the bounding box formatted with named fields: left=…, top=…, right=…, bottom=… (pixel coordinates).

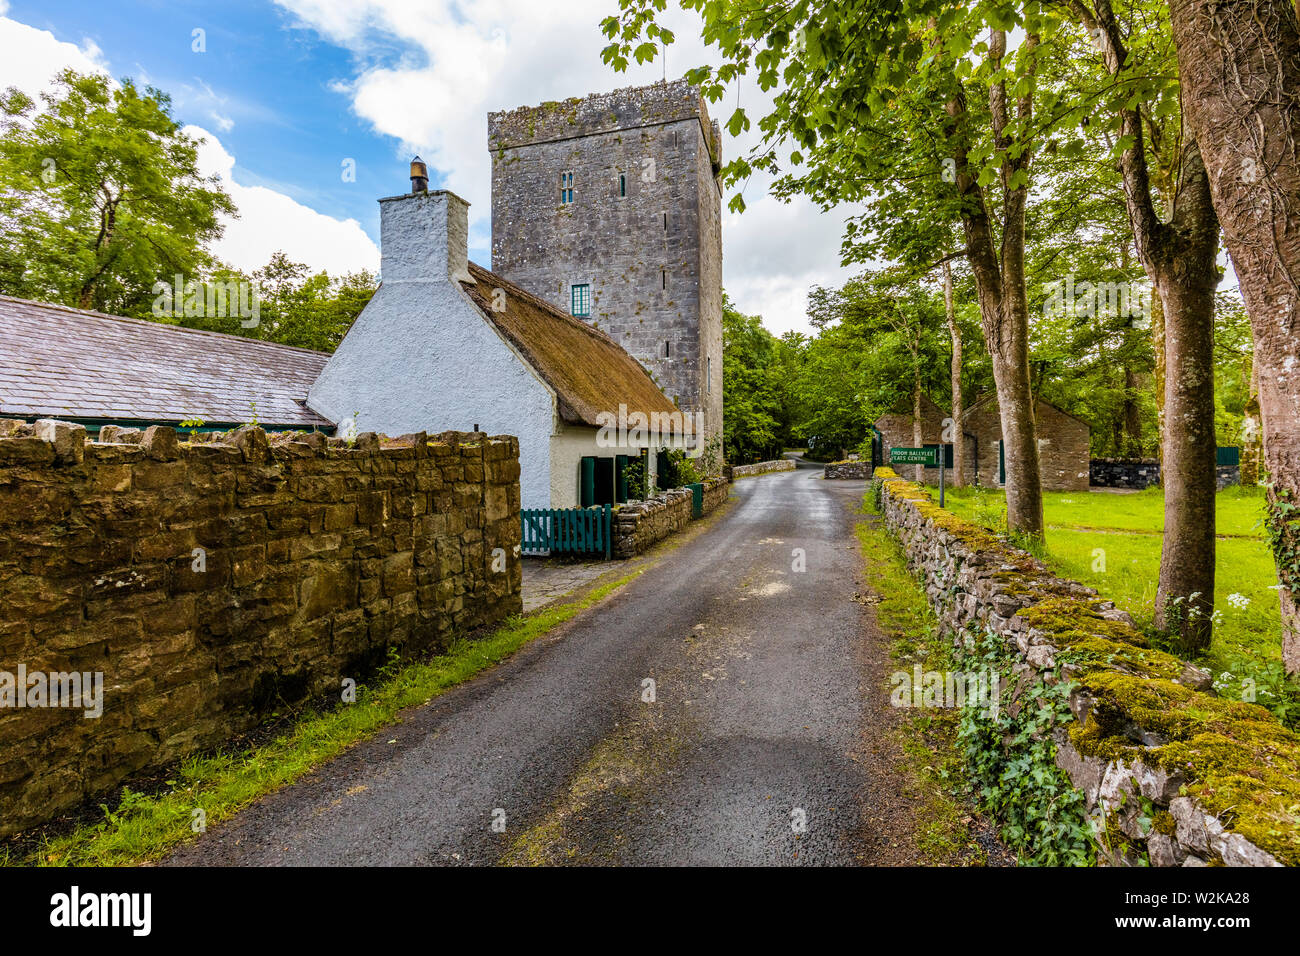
left=930, top=483, right=1297, bottom=724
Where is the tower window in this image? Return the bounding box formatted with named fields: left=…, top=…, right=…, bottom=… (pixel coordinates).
left=663, top=212, right=668, bottom=231
left=571, top=283, right=590, bottom=317
left=707, top=357, right=711, bottom=394
left=664, top=340, right=671, bottom=358
left=662, top=269, right=667, bottom=290
left=560, top=170, right=574, bottom=204
left=619, top=173, right=626, bottom=197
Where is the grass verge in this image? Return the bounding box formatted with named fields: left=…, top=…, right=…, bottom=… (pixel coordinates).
left=932, top=483, right=1298, bottom=726
left=13, top=569, right=643, bottom=868
left=856, top=498, right=997, bottom=865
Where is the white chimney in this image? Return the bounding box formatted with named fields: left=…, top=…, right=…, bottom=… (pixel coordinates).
left=378, top=187, right=472, bottom=285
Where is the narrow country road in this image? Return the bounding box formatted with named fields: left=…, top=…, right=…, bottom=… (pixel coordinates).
left=166, top=464, right=916, bottom=866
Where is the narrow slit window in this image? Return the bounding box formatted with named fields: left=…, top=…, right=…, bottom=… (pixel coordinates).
left=664, top=340, right=671, bottom=358
left=661, top=269, right=667, bottom=290
left=663, top=212, right=668, bottom=231
left=619, top=173, right=626, bottom=197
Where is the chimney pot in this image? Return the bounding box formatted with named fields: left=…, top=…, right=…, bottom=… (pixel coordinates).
left=410, top=156, right=429, bottom=193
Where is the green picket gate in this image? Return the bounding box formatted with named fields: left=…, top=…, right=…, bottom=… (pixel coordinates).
left=520, top=505, right=612, bottom=558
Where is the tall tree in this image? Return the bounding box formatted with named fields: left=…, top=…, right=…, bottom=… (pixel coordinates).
left=602, top=1, right=1052, bottom=537
left=0, top=70, right=235, bottom=316
left=943, top=259, right=967, bottom=485
left=1057, top=0, right=1220, bottom=652
left=1162, top=0, right=1300, bottom=671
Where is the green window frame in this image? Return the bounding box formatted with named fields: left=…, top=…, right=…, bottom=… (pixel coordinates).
left=571, top=283, right=590, bottom=317
left=560, top=170, right=574, bottom=204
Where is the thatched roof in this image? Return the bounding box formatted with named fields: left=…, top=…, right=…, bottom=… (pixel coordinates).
left=461, top=262, right=686, bottom=431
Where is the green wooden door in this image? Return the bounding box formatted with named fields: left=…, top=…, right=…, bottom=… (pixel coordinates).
left=580, top=456, right=596, bottom=507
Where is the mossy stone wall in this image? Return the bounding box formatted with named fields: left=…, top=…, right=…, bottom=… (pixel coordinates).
left=874, top=467, right=1296, bottom=867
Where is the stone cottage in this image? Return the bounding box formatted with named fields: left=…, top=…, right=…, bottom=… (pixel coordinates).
left=873, top=393, right=953, bottom=481
left=961, top=394, right=1091, bottom=492
left=306, top=180, right=691, bottom=511
left=872, top=393, right=1091, bottom=492
left=0, top=175, right=690, bottom=513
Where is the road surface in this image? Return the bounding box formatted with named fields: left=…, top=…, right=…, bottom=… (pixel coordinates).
left=166, top=463, right=916, bottom=866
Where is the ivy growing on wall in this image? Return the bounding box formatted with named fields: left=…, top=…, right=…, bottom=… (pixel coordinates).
left=1264, top=486, right=1300, bottom=595
left=954, top=625, right=1096, bottom=866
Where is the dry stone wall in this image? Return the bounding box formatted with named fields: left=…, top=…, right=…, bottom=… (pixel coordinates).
left=1090, top=457, right=1162, bottom=489
left=0, top=421, right=522, bottom=836
left=611, top=476, right=728, bottom=559
left=824, top=460, right=872, bottom=479
left=727, top=459, right=796, bottom=479
left=873, top=467, right=1298, bottom=867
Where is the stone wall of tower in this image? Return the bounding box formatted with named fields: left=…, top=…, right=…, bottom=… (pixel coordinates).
left=488, top=80, right=724, bottom=447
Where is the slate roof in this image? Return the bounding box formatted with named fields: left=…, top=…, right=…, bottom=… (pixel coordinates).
left=460, top=262, right=688, bottom=431
left=963, top=392, right=1092, bottom=431
left=0, top=295, right=332, bottom=429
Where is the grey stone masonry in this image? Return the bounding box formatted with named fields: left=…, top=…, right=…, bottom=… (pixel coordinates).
left=824, top=460, right=872, bottom=479
left=873, top=468, right=1295, bottom=867
left=611, top=476, right=728, bottom=558
left=488, top=80, right=724, bottom=448
left=727, top=459, right=796, bottom=479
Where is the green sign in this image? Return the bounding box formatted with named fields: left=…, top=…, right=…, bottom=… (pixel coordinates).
left=890, top=446, right=939, bottom=466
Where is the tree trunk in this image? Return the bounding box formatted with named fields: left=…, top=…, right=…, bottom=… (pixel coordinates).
left=1123, top=365, right=1144, bottom=457
left=1167, top=0, right=1300, bottom=672
left=913, top=366, right=924, bottom=484
left=1152, top=262, right=1218, bottom=652
left=1150, top=292, right=1166, bottom=461
left=944, top=259, right=966, bottom=485
left=1071, top=0, right=1219, bottom=653
left=946, top=30, right=1045, bottom=539
left=1241, top=355, right=1262, bottom=486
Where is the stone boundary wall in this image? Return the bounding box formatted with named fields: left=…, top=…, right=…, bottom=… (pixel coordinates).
left=1090, top=458, right=1240, bottom=491
left=727, top=459, right=797, bottom=480
left=1090, top=457, right=1161, bottom=489
left=873, top=466, right=1297, bottom=867
left=824, top=460, right=872, bottom=479
left=0, top=420, right=522, bottom=836
left=612, top=476, right=728, bottom=559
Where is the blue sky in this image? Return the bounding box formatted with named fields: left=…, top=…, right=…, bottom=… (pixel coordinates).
left=4, top=0, right=424, bottom=258
left=0, top=0, right=853, bottom=332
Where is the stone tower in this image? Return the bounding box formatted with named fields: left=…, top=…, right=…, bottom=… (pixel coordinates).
left=488, top=80, right=723, bottom=448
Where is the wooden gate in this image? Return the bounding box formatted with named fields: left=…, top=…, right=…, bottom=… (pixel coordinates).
left=521, top=505, right=612, bottom=558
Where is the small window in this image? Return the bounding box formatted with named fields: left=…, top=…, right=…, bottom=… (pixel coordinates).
left=619, top=173, right=626, bottom=197
left=662, top=211, right=668, bottom=231
left=664, top=340, right=671, bottom=358
left=661, top=269, right=667, bottom=290
left=707, top=357, right=711, bottom=394
left=571, top=283, right=590, bottom=317
left=560, top=170, right=574, bottom=204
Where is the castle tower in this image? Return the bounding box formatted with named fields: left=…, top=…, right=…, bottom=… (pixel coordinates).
left=488, top=80, right=724, bottom=449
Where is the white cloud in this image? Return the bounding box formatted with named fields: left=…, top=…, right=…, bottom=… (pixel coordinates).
left=187, top=126, right=379, bottom=276
left=274, top=0, right=851, bottom=331
left=0, top=13, right=379, bottom=281
left=0, top=15, right=109, bottom=94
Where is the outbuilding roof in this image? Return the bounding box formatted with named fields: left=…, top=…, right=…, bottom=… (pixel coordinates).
left=0, top=295, right=332, bottom=430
